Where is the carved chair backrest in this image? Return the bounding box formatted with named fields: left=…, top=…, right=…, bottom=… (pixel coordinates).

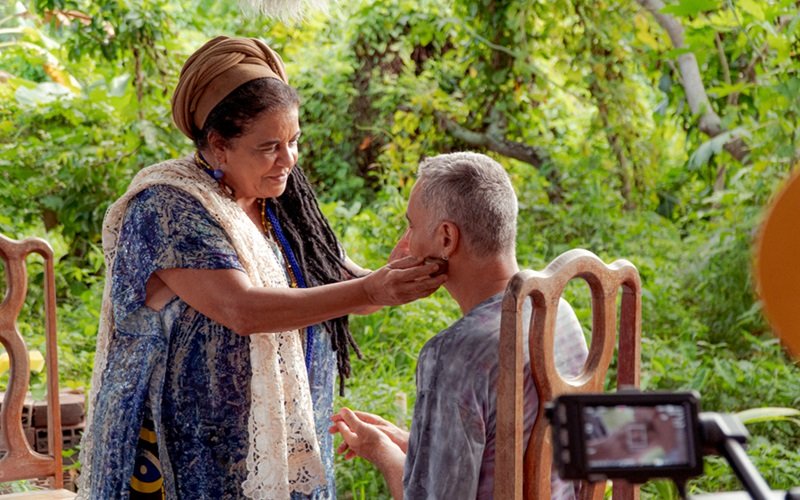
left=495, top=249, right=641, bottom=500
left=0, top=234, right=63, bottom=488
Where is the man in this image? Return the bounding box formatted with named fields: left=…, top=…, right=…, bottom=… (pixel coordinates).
left=331, top=152, right=588, bottom=499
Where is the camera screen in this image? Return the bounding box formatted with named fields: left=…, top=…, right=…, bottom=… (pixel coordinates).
left=582, top=404, right=692, bottom=469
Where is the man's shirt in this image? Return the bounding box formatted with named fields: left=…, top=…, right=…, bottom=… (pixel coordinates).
left=403, top=293, right=589, bottom=499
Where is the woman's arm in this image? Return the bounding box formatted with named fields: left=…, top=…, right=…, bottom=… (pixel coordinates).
left=342, top=255, right=384, bottom=315
left=152, top=256, right=445, bottom=335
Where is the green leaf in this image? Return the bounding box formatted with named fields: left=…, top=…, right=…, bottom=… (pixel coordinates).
left=736, top=407, right=800, bottom=425
left=661, top=0, right=720, bottom=17
left=706, top=82, right=751, bottom=98
left=688, top=128, right=748, bottom=169
left=108, top=74, right=131, bottom=97
left=14, top=82, right=73, bottom=106
left=736, top=0, right=765, bottom=21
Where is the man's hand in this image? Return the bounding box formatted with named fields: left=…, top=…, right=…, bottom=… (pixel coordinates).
left=330, top=409, right=410, bottom=456
left=329, top=408, right=402, bottom=463
left=330, top=408, right=407, bottom=500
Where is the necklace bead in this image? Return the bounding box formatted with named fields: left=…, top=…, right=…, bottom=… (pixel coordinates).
left=259, top=198, right=316, bottom=372
left=260, top=198, right=298, bottom=288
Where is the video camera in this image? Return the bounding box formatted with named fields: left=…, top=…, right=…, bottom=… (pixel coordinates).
left=546, top=391, right=800, bottom=500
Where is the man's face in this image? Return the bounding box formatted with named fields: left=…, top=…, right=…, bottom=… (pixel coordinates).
left=393, top=182, right=440, bottom=260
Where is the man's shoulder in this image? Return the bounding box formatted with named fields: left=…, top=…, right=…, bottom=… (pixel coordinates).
left=416, top=294, right=504, bottom=395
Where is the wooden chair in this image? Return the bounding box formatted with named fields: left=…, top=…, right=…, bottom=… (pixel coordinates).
left=0, top=234, right=74, bottom=498
left=495, top=248, right=641, bottom=500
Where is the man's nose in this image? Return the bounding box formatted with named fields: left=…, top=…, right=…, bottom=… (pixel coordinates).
left=398, top=230, right=410, bottom=246
left=389, top=230, right=411, bottom=261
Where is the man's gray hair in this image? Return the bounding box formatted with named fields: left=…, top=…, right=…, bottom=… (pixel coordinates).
left=416, top=152, right=517, bottom=257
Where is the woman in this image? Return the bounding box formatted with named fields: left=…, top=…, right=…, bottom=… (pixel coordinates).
left=77, top=36, right=445, bottom=499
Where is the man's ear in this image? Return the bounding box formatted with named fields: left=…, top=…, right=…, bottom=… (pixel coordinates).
left=438, top=221, right=460, bottom=259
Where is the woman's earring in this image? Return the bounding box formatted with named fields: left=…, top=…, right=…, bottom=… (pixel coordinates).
left=212, top=164, right=225, bottom=181
left=196, top=152, right=225, bottom=181
left=441, top=254, right=449, bottom=261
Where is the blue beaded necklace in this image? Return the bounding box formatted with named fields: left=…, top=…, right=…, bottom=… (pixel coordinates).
left=260, top=198, right=315, bottom=374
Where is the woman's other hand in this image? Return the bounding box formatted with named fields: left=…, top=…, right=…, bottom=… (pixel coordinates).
left=362, top=256, right=446, bottom=306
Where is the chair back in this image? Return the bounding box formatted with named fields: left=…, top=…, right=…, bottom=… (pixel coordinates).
left=0, top=234, right=63, bottom=488
left=495, top=249, right=641, bottom=500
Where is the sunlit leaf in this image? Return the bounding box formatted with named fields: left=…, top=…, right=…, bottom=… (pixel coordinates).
left=14, top=81, right=73, bottom=105
left=661, top=0, right=720, bottom=17
left=108, top=73, right=131, bottom=97
left=706, top=82, right=751, bottom=98
left=736, top=0, right=765, bottom=21
left=736, top=407, right=800, bottom=426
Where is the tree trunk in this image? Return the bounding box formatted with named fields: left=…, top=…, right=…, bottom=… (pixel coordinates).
left=636, top=0, right=749, bottom=173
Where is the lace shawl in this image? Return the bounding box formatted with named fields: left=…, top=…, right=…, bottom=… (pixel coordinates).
left=78, top=156, right=325, bottom=499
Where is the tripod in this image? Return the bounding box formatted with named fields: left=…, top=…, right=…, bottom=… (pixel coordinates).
left=684, top=413, right=799, bottom=500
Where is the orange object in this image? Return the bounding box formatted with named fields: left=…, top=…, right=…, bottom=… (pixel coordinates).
left=754, top=170, right=800, bottom=362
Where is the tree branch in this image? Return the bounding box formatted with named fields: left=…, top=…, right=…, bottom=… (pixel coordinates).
left=594, top=94, right=635, bottom=210
left=439, top=112, right=548, bottom=167
left=636, top=0, right=749, bottom=174
left=436, top=111, right=562, bottom=202
left=637, top=0, right=726, bottom=136
left=715, top=32, right=731, bottom=86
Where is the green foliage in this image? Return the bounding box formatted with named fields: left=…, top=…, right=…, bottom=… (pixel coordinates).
left=0, top=1, right=185, bottom=397
left=695, top=438, right=799, bottom=493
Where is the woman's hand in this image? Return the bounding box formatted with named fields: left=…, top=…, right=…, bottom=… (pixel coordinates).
left=361, top=256, right=446, bottom=306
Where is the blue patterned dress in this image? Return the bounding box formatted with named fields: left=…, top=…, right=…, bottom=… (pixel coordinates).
left=87, top=185, right=336, bottom=499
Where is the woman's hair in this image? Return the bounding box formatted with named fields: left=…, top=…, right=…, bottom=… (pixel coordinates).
left=199, top=77, right=361, bottom=394
left=272, top=170, right=361, bottom=396
left=193, top=77, right=300, bottom=149
left=417, top=152, right=518, bottom=257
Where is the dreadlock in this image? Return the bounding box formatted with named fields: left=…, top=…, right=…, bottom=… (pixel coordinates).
left=271, top=168, right=362, bottom=395
left=198, top=76, right=362, bottom=395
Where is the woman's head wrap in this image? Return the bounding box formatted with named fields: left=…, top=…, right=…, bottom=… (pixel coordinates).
left=172, top=36, right=288, bottom=139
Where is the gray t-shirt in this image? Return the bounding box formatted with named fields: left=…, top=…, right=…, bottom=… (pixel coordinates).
left=403, top=293, right=589, bottom=499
